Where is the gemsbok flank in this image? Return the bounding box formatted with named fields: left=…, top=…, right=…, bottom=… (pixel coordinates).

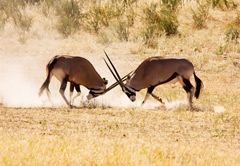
left=39, top=55, right=131, bottom=108
left=104, top=51, right=203, bottom=109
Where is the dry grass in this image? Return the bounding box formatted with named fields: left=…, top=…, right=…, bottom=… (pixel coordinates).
left=0, top=0, right=240, bottom=165
left=0, top=107, right=240, bottom=165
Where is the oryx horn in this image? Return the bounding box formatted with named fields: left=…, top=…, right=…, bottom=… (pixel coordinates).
left=103, top=70, right=134, bottom=94
left=104, top=58, right=121, bottom=87
left=104, top=50, right=126, bottom=91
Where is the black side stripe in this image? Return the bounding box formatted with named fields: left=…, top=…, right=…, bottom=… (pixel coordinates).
left=157, top=72, right=179, bottom=86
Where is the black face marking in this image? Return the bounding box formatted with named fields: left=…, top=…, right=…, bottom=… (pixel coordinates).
left=89, top=91, right=99, bottom=98
left=89, top=88, right=104, bottom=98
left=124, top=86, right=136, bottom=98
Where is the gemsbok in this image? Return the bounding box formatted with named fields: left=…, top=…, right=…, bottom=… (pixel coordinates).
left=104, top=51, right=203, bottom=109
left=39, top=55, right=131, bottom=108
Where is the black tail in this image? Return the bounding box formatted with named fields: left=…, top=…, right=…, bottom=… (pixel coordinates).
left=193, top=72, right=203, bottom=99
left=38, top=56, right=59, bottom=97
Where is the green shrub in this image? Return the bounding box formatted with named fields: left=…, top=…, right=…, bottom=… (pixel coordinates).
left=85, top=1, right=123, bottom=33
left=225, top=16, right=240, bottom=43
left=191, top=3, right=209, bottom=29
left=56, top=0, right=82, bottom=37
left=141, top=3, right=178, bottom=48
left=160, top=0, right=181, bottom=11
left=114, top=2, right=136, bottom=41
left=207, top=0, right=237, bottom=9
left=143, top=3, right=178, bottom=36
left=114, top=20, right=130, bottom=41
left=141, top=25, right=158, bottom=48
left=225, top=26, right=240, bottom=43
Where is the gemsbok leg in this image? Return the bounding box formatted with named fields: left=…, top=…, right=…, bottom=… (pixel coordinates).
left=59, top=76, right=71, bottom=108
left=69, top=82, right=81, bottom=105
left=142, top=86, right=164, bottom=105
left=178, top=76, right=195, bottom=108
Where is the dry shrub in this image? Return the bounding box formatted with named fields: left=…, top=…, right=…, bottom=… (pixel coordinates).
left=0, top=0, right=32, bottom=42
left=97, top=30, right=113, bottom=45
left=207, top=0, right=237, bottom=9
left=114, top=20, right=130, bottom=41
left=40, top=0, right=55, bottom=17
left=56, top=0, right=82, bottom=37
left=191, top=3, right=209, bottom=29
left=160, top=0, right=181, bottom=11
left=0, top=10, right=8, bottom=30
left=115, top=3, right=137, bottom=41
left=225, top=15, right=240, bottom=43
left=84, top=1, right=123, bottom=33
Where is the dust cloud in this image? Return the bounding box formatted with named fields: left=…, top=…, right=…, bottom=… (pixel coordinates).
left=0, top=55, right=132, bottom=108
left=0, top=55, right=63, bottom=107
left=0, top=56, right=184, bottom=109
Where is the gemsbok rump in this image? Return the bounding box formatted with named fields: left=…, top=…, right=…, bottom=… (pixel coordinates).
left=104, top=51, right=203, bottom=109
left=39, top=55, right=130, bottom=108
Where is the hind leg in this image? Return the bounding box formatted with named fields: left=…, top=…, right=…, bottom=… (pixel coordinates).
left=69, top=82, right=74, bottom=105
left=178, top=76, right=195, bottom=109
left=69, top=83, right=81, bottom=105
left=45, top=88, right=52, bottom=103
left=59, top=77, right=71, bottom=108
left=72, top=84, right=81, bottom=105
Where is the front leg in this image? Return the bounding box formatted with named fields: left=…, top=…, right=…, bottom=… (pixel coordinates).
left=151, top=93, right=165, bottom=104
left=142, top=86, right=158, bottom=106
left=141, top=93, right=150, bottom=106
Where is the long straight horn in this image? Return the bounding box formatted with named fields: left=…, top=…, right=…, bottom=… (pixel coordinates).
left=104, top=58, right=121, bottom=87
left=103, top=70, right=133, bottom=94
left=104, top=51, right=125, bottom=89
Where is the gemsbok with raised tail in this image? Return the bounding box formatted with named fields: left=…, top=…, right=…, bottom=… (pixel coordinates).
left=104, top=51, right=203, bottom=109
left=39, top=55, right=131, bottom=108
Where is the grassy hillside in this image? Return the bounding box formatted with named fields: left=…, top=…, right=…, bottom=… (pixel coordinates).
left=0, top=0, right=240, bottom=165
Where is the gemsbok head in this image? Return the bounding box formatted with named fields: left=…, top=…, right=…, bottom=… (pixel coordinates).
left=39, top=55, right=131, bottom=108
left=104, top=51, right=203, bottom=109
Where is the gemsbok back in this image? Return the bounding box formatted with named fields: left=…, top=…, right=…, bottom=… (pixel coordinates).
left=39, top=55, right=130, bottom=108
left=104, top=51, right=203, bottom=109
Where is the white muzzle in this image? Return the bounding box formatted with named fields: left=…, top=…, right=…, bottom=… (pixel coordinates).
left=130, top=96, right=136, bottom=102
left=86, top=94, right=93, bottom=100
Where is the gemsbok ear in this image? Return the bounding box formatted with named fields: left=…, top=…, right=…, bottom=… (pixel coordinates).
left=103, top=78, right=108, bottom=85
left=126, top=75, right=131, bottom=83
